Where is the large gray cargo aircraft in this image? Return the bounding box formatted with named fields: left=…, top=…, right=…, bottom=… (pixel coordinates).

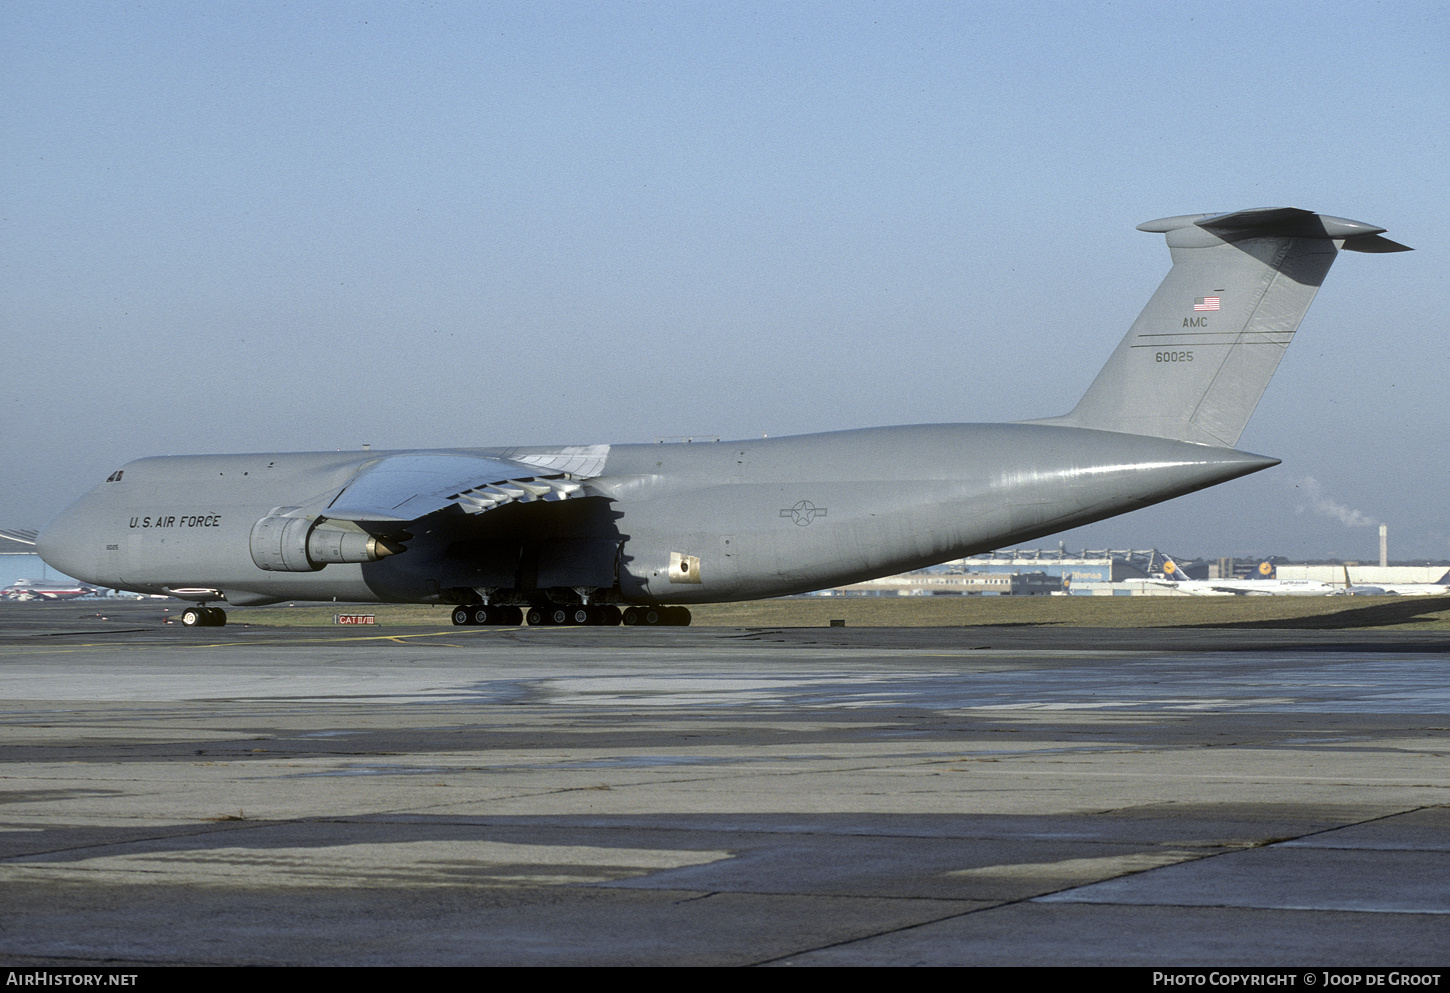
left=37, top=208, right=1408, bottom=626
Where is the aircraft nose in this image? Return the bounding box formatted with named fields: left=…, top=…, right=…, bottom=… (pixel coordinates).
left=36, top=502, right=99, bottom=584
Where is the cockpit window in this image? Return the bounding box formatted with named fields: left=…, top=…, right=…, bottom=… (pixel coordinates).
left=105, top=470, right=124, bottom=482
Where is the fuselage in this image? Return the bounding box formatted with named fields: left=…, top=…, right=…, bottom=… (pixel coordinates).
left=38, top=423, right=1276, bottom=607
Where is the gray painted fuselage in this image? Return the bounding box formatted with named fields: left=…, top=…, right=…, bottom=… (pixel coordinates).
left=39, top=424, right=1273, bottom=606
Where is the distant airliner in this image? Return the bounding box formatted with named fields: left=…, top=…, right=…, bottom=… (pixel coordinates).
left=1331, top=565, right=1450, bottom=597
left=35, top=208, right=1409, bottom=626
left=1146, top=576, right=1343, bottom=597
left=1150, top=562, right=1450, bottom=597
left=1, top=578, right=100, bottom=601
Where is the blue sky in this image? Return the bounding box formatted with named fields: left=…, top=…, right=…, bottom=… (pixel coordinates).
left=4, top=1, right=1446, bottom=560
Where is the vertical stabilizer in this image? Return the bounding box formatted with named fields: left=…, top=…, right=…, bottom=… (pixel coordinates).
left=1036, top=208, right=1409, bottom=447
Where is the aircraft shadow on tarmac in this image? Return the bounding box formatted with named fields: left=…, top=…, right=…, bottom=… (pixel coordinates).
left=1178, top=595, right=1450, bottom=630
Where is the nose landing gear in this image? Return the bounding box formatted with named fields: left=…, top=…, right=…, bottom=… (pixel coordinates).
left=180, top=606, right=226, bottom=627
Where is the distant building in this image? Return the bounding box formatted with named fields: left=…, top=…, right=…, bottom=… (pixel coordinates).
left=1209, top=557, right=1282, bottom=579
left=1276, top=564, right=1450, bottom=585
left=819, top=570, right=1062, bottom=596
left=951, top=548, right=1208, bottom=586
left=1, top=552, right=47, bottom=587
left=810, top=547, right=1449, bottom=600
left=1, top=533, right=82, bottom=589
left=815, top=548, right=1209, bottom=597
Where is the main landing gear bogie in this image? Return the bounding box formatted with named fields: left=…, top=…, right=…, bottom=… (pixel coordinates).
left=451, top=605, right=524, bottom=626
left=180, top=606, right=227, bottom=627
left=450, top=604, right=691, bottom=627
left=621, top=606, right=691, bottom=627
left=524, top=605, right=625, bottom=626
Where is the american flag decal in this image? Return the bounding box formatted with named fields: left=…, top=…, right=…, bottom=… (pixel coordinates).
left=1194, top=296, right=1221, bottom=311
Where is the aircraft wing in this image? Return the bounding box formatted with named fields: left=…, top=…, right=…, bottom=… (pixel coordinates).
left=322, top=453, right=588, bottom=523
left=0, top=528, right=38, bottom=546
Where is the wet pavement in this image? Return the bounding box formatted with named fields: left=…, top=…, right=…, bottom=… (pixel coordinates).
left=1, top=601, right=1446, bottom=965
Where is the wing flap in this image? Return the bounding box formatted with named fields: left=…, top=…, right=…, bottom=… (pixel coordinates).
left=323, top=454, right=588, bottom=523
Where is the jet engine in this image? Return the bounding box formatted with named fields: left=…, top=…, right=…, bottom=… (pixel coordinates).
left=249, top=513, right=403, bottom=572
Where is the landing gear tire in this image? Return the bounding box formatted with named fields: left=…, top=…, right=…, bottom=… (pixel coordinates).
left=621, top=606, right=690, bottom=626
left=182, top=607, right=226, bottom=627
left=527, top=605, right=608, bottom=626
left=458, top=605, right=524, bottom=626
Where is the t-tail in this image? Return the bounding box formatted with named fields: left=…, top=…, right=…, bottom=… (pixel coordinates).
left=1034, top=208, right=1410, bottom=447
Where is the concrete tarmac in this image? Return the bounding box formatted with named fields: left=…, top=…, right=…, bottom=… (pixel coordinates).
left=1, top=602, right=1448, bottom=966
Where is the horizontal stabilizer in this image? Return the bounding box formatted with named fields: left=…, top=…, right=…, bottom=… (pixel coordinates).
left=1340, top=234, right=1412, bottom=253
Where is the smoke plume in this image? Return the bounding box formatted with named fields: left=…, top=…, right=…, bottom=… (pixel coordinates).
left=1292, top=476, right=1377, bottom=528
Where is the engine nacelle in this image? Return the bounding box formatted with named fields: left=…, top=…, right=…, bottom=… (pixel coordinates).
left=249, top=514, right=402, bottom=572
